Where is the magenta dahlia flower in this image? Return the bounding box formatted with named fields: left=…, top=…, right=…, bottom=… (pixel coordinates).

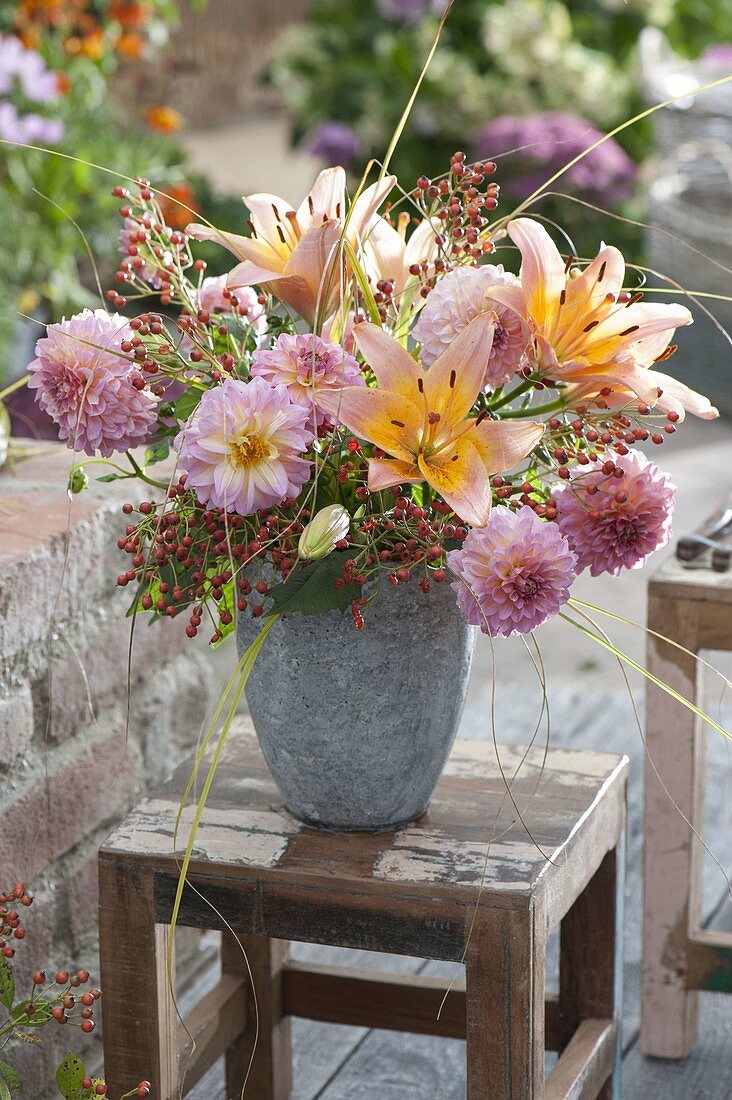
left=413, top=265, right=528, bottom=389
left=552, top=451, right=675, bottom=577
left=250, top=333, right=363, bottom=427
left=27, top=309, right=157, bottom=457
left=174, top=377, right=314, bottom=515
left=447, top=505, right=577, bottom=637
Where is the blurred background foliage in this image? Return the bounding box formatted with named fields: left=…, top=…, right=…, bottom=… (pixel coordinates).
left=1, top=0, right=731, bottom=406
left=268, top=0, right=731, bottom=262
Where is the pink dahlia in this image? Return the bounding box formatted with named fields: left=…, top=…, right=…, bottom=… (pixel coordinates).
left=250, top=333, right=363, bottom=427
left=174, top=377, right=313, bottom=515
left=552, top=450, right=675, bottom=577
left=412, top=265, right=528, bottom=389
left=447, top=505, right=577, bottom=637
left=27, top=309, right=157, bottom=457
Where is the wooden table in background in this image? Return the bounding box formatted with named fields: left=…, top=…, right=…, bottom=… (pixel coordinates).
left=643, top=556, right=732, bottom=1058
left=99, top=719, right=627, bottom=1099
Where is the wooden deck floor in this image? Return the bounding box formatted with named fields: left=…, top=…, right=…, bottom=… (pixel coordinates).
left=188, top=670, right=732, bottom=1099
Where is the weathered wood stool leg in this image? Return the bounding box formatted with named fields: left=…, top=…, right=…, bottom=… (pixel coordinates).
left=642, top=595, right=702, bottom=1058
left=223, top=933, right=292, bottom=1100
left=559, top=842, right=624, bottom=1100
left=465, top=906, right=546, bottom=1099
left=99, top=855, right=179, bottom=1099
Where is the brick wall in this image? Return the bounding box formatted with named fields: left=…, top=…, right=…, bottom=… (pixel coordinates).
left=0, top=445, right=216, bottom=1097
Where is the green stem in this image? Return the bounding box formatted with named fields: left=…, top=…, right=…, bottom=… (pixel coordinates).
left=124, top=451, right=170, bottom=490
left=500, top=397, right=565, bottom=419
left=0, top=374, right=29, bottom=401
left=488, top=378, right=534, bottom=411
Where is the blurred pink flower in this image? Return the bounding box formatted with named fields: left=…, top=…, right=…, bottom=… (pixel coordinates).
left=174, top=377, right=313, bottom=515
left=552, top=450, right=675, bottom=576
left=27, top=309, right=156, bottom=457
left=250, top=333, right=363, bottom=427
left=413, top=265, right=528, bottom=389
left=199, top=276, right=267, bottom=338
left=447, top=504, right=576, bottom=636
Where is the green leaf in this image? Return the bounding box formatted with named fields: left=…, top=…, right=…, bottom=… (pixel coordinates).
left=0, top=959, right=14, bottom=1011
left=174, top=388, right=204, bottom=422
left=0, top=1061, right=20, bottom=1095
left=144, top=437, right=171, bottom=466
left=55, top=1053, right=86, bottom=1099
left=96, top=472, right=131, bottom=483
left=267, top=552, right=361, bottom=617
left=0, top=1077, right=11, bottom=1100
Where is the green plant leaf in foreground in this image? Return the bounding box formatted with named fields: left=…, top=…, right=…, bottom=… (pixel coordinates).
left=55, top=1053, right=85, bottom=1099
left=0, top=1061, right=19, bottom=1098
left=0, top=960, right=14, bottom=1011
left=267, top=552, right=361, bottom=616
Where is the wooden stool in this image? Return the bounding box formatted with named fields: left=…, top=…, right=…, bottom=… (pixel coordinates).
left=99, top=718, right=627, bottom=1099
left=642, top=557, right=732, bottom=1058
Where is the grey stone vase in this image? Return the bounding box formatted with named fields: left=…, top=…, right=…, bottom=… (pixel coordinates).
left=237, top=578, right=476, bottom=831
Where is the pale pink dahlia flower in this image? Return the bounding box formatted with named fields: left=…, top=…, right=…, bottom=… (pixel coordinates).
left=552, top=450, right=675, bottom=577
left=413, top=265, right=528, bottom=389
left=447, top=505, right=577, bottom=637
left=174, top=377, right=313, bottom=515
left=250, top=333, right=363, bottom=427
left=27, top=309, right=156, bottom=457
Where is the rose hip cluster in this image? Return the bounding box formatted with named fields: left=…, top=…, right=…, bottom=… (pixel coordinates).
left=118, top=483, right=314, bottom=642
left=0, top=885, right=152, bottom=1098
left=411, top=150, right=500, bottom=292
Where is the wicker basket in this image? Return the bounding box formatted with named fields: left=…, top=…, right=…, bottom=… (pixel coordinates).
left=118, top=0, right=310, bottom=129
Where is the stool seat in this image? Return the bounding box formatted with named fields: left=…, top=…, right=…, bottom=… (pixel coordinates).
left=99, top=717, right=627, bottom=1100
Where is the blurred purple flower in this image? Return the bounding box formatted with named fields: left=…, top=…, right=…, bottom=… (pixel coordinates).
left=0, top=106, right=63, bottom=146
left=701, top=45, right=732, bottom=69
left=376, top=0, right=447, bottom=21
left=475, top=112, right=637, bottom=204
left=0, top=35, right=60, bottom=103
left=309, top=121, right=360, bottom=168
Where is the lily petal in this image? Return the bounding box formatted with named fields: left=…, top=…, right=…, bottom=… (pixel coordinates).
left=469, top=418, right=544, bottom=474
left=423, top=312, right=496, bottom=424
left=649, top=369, right=719, bottom=420
left=284, top=221, right=344, bottom=323
left=296, top=167, right=347, bottom=230
left=242, top=193, right=298, bottom=258
left=508, top=218, right=565, bottom=333
left=349, top=175, right=397, bottom=243
left=583, top=301, right=693, bottom=361
left=186, top=224, right=254, bottom=263
left=367, top=457, right=422, bottom=490
left=226, top=260, right=290, bottom=289
left=316, top=386, right=422, bottom=463
left=352, top=321, right=421, bottom=402
left=419, top=438, right=492, bottom=528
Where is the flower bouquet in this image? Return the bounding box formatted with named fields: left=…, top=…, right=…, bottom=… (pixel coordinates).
left=23, top=145, right=718, bottom=830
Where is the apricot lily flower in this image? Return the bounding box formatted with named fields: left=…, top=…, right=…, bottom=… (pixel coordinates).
left=316, top=315, right=544, bottom=527
left=187, top=167, right=395, bottom=325
left=487, top=218, right=697, bottom=409
left=363, top=212, right=440, bottom=297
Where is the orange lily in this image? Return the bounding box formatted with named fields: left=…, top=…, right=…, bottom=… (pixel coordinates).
left=316, top=315, right=544, bottom=527
left=187, top=167, right=395, bottom=325
left=487, top=218, right=696, bottom=409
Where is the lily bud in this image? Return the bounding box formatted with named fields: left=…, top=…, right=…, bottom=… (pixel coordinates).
left=298, top=504, right=350, bottom=561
